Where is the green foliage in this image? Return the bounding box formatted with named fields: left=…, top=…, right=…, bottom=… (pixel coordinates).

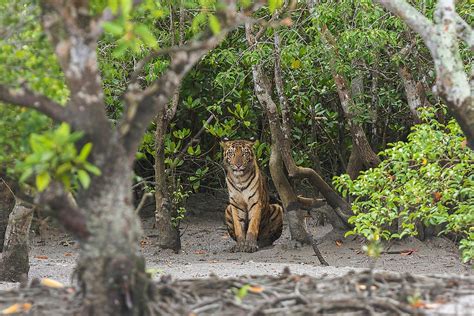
left=170, top=181, right=189, bottom=227
left=232, top=284, right=251, bottom=303
left=16, top=123, right=101, bottom=192
left=334, top=108, right=474, bottom=262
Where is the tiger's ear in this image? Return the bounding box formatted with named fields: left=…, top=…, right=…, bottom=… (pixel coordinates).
left=246, top=137, right=256, bottom=146
left=220, top=137, right=230, bottom=149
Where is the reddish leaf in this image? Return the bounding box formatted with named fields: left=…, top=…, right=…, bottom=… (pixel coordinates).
left=400, top=249, right=415, bottom=256
left=34, top=255, right=48, bottom=260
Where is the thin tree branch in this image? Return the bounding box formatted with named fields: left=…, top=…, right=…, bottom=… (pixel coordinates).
left=0, top=84, right=70, bottom=123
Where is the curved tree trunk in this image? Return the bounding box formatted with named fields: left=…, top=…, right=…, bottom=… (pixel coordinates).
left=0, top=194, right=33, bottom=282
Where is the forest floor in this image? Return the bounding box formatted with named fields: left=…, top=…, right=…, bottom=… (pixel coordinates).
left=0, top=193, right=471, bottom=290
left=0, top=193, right=472, bottom=314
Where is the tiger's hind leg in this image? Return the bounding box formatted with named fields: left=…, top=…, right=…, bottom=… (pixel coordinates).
left=258, top=204, right=283, bottom=248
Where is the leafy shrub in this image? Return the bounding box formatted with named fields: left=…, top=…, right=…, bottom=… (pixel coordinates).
left=16, top=123, right=101, bottom=192
left=334, top=108, right=474, bottom=262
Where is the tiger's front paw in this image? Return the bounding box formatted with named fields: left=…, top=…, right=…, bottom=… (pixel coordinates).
left=230, top=241, right=244, bottom=253
left=242, top=240, right=258, bottom=253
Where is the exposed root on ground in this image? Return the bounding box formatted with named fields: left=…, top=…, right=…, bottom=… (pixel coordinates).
left=0, top=270, right=472, bottom=315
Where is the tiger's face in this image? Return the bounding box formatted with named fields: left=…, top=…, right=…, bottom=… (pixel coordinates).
left=221, top=140, right=256, bottom=176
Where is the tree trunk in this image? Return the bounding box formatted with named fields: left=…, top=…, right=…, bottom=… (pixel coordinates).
left=0, top=179, right=15, bottom=251
left=153, top=3, right=183, bottom=251
left=0, top=201, right=33, bottom=282
left=399, top=66, right=424, bottom=123
left=273, top=27, right=309, bottom=244
left=269, top=139, right=310, bottom=244
left=75, top=156, right=152, bottom=315
left=154, top=108, right=181, bottom=251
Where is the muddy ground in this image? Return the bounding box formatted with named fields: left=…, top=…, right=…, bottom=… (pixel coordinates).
left=0, top=193, right=471, bottom=291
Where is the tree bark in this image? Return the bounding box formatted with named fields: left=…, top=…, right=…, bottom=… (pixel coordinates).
left=0, top=201, right=33, bottom=282
left=399, top=66, right=424, bottom=123
left=0, top=179, right=15, bottom=251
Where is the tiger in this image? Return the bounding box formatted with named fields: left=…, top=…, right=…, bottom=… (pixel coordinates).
left=221, top=139, right=283, bottom=253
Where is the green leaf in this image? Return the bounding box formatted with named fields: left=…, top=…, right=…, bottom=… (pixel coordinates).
left=77, top=170, right=91, bottom=189
left=108, top=0, right=119, bottom=13
left=121, top=0, right=132, bottom=17
left=208, top=14, right=221, bottom=35
left=84, top=163, right=101, bottom=176
left=135, top=24, right=158, bottom=48
left=268, top=0, right=283, bottom=13
left=19, top=168, right=33, bottom=183
left=103, top=21, right=124, bottom=36
left=56, top=162, right=72, bottom=176
left=36, top=172, right=51, bottom=192
left=78, top=143, right=93, bottom=162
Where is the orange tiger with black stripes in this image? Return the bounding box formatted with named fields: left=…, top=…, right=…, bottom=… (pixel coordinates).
left=221, top=139, right=283, bottom=252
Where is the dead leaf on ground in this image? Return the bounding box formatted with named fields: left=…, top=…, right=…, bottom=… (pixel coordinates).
left=64, top=252, right=73, bottom=257
left=335, top=240, right=343, bottom=247
left=34, top=255, right=48, bottom=260
left=410, top=299, right=427, bottom=308
left=400, top=249, right=416, bottom=256
left=40, top=278, right=64, bottom=289
left=1, top=303, right=32, bottom=314
left=248, top=285, right=264, bottom=293
left=194, top=250, right=206, bottom=254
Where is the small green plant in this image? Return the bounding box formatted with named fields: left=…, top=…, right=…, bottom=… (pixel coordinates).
left=334, top=107, right=474, bottom=262
left=232, top=284, right=251, bottom=303
left=170, top=181, right=190, bottom=228
left=16, top=123, right=101, bottom=192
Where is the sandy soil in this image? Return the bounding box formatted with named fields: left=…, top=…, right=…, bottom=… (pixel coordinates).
left=0, top=194, right=471, bottom=291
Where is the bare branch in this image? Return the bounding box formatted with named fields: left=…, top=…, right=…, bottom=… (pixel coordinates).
left=37, top=182, right=89, bottom=241
left=0, top=84, right=71, bottom=123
